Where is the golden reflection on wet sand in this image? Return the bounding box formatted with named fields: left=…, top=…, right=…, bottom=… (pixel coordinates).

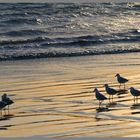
left=0, top=53, right=140, bottom=137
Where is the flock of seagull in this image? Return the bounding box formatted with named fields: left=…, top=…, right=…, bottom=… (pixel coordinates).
left=94, top=73, right=140, bottom=109
left=0, top=93, right=14, bottom=118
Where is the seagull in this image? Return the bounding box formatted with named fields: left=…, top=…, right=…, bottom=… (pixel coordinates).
left=94, top=88, right=107, bottom=108
left=104, top=84, right=118, bottom=103
left=1, top=94, right=14, bottom=115
left=0, top=101, right=7, bottom=118
left=115, top=74, right=128, bottom=89
left=130, top=87, right=140, bottom=104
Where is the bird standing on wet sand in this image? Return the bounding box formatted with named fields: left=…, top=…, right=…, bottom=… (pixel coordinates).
left=104, top=84, right=118, bottom=103
left=130, top=87, right=140, bottom=104
left=1, top=93, right=14, bottom=115
left=115, top=74, right=128, bottom=89
left=94, top=88, right=107, bottom=108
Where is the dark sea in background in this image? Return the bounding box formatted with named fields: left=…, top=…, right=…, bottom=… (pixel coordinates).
left=0, top=2, right=139, bottom=60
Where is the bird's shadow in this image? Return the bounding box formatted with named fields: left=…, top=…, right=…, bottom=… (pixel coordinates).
left=4, top=114, right=14, bottom=118
left=0, top=114, right=14, bottom=121
left=0, top=117, right=9, bottom=121
left=117, top=89, right=128, bottom=95
left=130, top=103, right=140, bottom=110
left=96, top=107, right=109, bottom=113
left=106, top=102, right=117, bottom=108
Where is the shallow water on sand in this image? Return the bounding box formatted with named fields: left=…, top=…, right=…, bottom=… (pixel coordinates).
left=1, top=53, right=140, bottom=137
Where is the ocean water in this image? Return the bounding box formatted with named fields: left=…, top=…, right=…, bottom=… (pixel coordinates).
left=0, top=2, right=139, bottom=60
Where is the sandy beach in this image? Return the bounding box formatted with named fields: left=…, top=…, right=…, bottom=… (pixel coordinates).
left=0, top=53, right=140, bottom=138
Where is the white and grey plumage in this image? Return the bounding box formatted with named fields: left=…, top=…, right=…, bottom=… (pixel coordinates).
left=104, top=84, right=118, bottom=103
left=115, top=74, right=128, bottom=89
left=1, top=94, right=14, bottom=115
left=94, top=88, right=107, bottom=108
left=130, top=87, right=140, bottom=104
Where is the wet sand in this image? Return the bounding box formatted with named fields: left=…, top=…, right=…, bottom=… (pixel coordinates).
left=0, top=53, right=140, bottom=138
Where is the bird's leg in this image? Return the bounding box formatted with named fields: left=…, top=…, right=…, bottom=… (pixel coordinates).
left=99, top=101, right=101, bottom=108
left=109, top=95, right=110, bottom=103
left=99, top=101, right=103, bottom=109
left=119, top=84, right=121, bottom=89
left=124, top=84, right=125, bottom=90
left=112, top=95, right=113, bottom=103
left=8, top=105, right=9, bottom=115
left=134, top=97, right=136, bottom=104
left=4, top=108, right=6, bottom=116
left=0, top=110, right=2, bottom=118
left=135, top=97, right=137, bottom=104
left=100, top=101, right=102, bottom=108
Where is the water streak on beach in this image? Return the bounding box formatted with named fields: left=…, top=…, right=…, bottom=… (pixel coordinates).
left=0, top=54, right=140, bottom=137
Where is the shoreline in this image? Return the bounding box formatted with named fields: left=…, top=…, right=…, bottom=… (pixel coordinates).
left=1, top=50, right=140, bottom=62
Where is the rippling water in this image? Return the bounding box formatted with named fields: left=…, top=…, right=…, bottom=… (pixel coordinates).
left=0, top=2, right=139, bottom=60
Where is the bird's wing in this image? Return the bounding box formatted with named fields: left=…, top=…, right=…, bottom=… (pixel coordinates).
left=99, top=93, right=107, bottom=100
left=135, top=89, right=140, bottom=94
left=121, top=77, right=128, bottom=82
left=109, top=88, right=117, bottom=93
